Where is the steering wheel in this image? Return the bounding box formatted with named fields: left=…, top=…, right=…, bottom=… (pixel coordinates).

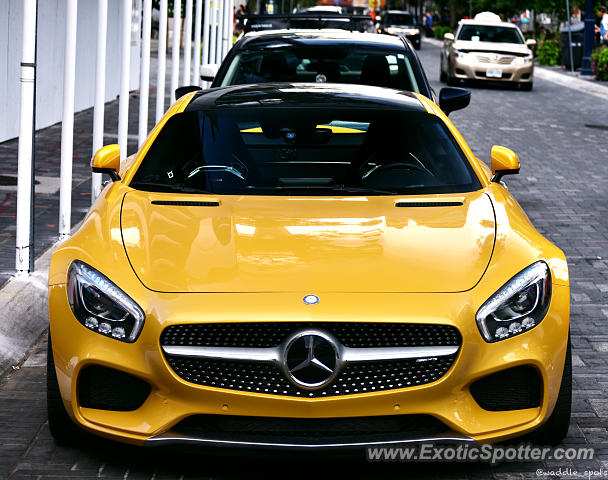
left=362, top=162, right=432, bottom=180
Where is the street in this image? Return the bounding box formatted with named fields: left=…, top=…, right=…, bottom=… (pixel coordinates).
left=1, top=39, right=607, bottom=479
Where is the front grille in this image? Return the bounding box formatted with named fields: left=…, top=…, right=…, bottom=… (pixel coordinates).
left=469, top=366, right=542, bottom=411
left=161, top=322, right=461, bottom=349
left=475, top=54, right=515, bottom=64
left=162, top=323, right=461, bottom=397
left=78, top=365, right=151, bottom=411
left=172, top=414, right=449, bottom=441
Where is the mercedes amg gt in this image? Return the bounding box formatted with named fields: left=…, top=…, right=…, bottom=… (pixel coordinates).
left=47, top=83, right=570, bottom=452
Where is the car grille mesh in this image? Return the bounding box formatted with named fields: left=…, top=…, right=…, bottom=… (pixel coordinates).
left=172, top=414, right=449, bottom=440
left=162, top=323, right=460, bottom=397
left=161, top=322, right=461, bottom=348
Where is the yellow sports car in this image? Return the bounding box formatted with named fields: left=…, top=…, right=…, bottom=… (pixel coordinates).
left=47, top=83, right=570, bottom=452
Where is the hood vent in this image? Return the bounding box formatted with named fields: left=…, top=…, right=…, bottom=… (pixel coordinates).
left=151, top=200, right=220, bottom=207
left=395, top=201, right=463, bottom=208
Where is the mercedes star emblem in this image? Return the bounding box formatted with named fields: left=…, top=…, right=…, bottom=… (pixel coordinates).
left=281, top=330, right=340, bottom=390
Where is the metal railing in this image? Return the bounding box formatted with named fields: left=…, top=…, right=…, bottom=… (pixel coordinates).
left=15, top=0, right=234, bottom=275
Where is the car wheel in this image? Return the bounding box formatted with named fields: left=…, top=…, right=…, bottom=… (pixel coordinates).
left=47, top=335, right=83, bottom=445
left=528, top=334, right=572, bottom=445
left=520, top=81, right=533, bottom=91
left=447, top=73, right=458, bottom=86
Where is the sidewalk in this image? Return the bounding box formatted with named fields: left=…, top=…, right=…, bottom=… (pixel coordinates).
left=422, top=36, right=608, bottom=100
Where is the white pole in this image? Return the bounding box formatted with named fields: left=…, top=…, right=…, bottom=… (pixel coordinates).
left=209, top=0, right=218, bottom=65
left=222, top=0, right=230, bottom=59
left=138, top=0, right=152, bottom=147
left=183, top=0, right=193, bottom=85
left=15, top=0, right=37, bottom=274
left=193, top=0, right=203, bottom=85
left=59, top=0, right=78, bottom=239
left=118, top=0, right=131, bottom=161
left=92, top=0, right=108, bottom=201
left=215, top=0, right=223, bottom=62
left=227, top=0, right=234, bottom=54
left=202, top=0, right=210, bottom=66
left=171, top=0, right=182, bottom=103
left=155, top=0, right=168, bottom=122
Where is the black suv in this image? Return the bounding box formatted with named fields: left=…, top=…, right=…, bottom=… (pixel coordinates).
left=377, top=10, right=422, bottom=50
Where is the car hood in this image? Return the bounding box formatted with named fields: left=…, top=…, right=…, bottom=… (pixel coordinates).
left=120, top=190, right=495, bottom=293
left=452, top=40, right=531, bottom=55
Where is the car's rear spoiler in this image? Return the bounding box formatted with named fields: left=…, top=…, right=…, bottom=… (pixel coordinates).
left=243, top=14, right=374, bottom=34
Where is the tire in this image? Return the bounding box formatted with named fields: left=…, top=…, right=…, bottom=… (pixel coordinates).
left=527, top=334, right=572, bottom=445
left=47, top=335, right=82, bottom=445
left=520, top=81, right=533, bottom=91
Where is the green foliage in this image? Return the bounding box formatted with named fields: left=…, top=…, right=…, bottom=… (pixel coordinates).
left=591, top=45, right=608, bottom=81
left=536, top=35, right=560, bottom=66
left=434, top=26, right=453, bottom=39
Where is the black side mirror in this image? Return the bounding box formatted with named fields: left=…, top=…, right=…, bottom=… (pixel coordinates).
left=175, top=85, right=202, bottom=100
left=439, top=87, right=470, bottom=116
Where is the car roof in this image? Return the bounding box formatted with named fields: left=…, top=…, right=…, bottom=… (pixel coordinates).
left=238, top=30, right=406, bottom=49
left=458, top=19, right=519, bottom=28
left=185, top=83, right=427, bottom=112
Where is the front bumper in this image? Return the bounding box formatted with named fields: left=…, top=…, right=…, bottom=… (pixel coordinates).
left=49, top=284, right=569, bottom=448
left=451, top=55, right=534, bottom=83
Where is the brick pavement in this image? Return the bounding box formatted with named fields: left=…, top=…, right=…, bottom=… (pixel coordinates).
left=0, top=41, right=607, bottom=479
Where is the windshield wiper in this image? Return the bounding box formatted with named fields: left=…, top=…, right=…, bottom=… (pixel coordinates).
left=129, top=181, right=215, bottom=195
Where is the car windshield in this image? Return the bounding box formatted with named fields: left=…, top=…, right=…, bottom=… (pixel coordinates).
left=130, top=108, right=481, bottom=196
left=219, top=46, right=422, bottom=92
left=384, top=13, right=417, bottom=25
left=457, top=25, right=523, bottom=44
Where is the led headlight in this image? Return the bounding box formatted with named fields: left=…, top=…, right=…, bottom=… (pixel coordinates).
left=476, top=261, right=551, bottom=343
left=405, top=28, right=420, bottom=35
left=67, top=261, right=145, bottom=342
left=387, top=27, right=398, bottom=34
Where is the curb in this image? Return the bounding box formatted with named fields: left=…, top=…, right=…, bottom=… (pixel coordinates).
left=422, top=36, right=608, bottom=101
left=0, top=242, right=56, bottom=376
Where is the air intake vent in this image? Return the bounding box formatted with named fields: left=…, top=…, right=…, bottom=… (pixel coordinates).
left=151, top=200, right=220, bottom=207
left=78, top=365, right=151, bottom=411
left=469, top=366, right=542, bottom=411
left=395, top=202, right=463, bottom=207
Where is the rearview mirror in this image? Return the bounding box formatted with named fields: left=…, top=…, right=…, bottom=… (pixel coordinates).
left=200, top=64, right=219, bottom=82
left=439, top=87, right=470, bottom=115
left=92, top=144, right=120, bottom=181
left=490, top=146, right=520, bottom=182
left=444, top=32, right=454, bottom=41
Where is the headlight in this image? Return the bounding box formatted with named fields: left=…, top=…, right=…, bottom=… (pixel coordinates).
left=67, top=260, right=145, bottom=342
left=476, top=261, right=551, bottom=343
left=387, top=27, right=397, bottom=34
left=455, top=49, right=469, bottom=62
left=514, top=54, right=533, bottom=65
left=405, top=28, right=420, bottom=35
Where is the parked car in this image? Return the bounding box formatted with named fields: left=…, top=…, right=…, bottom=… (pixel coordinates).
left=48, top=83, right=570, bottom=450
left=377, top=10, right=422, bottom=50
left=440, top=12, right=536, bottom=90
left=201, top=29, right=469, bottom=114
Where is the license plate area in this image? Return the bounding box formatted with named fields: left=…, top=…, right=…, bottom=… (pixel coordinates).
left=486, top=68, right=503, bottom=78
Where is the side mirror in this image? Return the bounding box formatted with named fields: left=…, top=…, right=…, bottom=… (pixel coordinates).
left=175, top=85, right=202, bottom=99
left=92, top=144, right=121, bottom=181
left=526, top=38, right=537, bottom=48
left=439, top=87, right=470, bottom=116
left=200, top=64, right=219, bottom=82
left=444, top=32, right=455, bottom=41
left=490, top=146, right=520, bottom=182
